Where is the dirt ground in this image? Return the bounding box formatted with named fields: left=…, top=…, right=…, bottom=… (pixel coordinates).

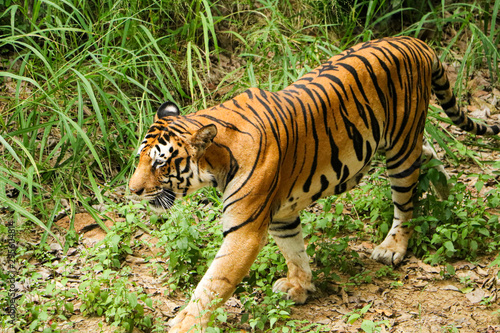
left=51, top=224, right=500, bottom=333
left=292, top=253, right=500, bottom=333
left=49, top=183, right=500, bottom=333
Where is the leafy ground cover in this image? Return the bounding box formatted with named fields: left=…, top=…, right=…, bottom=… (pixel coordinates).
left=1, top=0, right=500, bottom=332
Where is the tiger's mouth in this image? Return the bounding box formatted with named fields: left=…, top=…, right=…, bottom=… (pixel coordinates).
left=149, top=189, right=176, bottom=210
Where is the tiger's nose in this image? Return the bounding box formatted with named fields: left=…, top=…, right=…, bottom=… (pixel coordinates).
left=129, top=187, right=144, bottom=196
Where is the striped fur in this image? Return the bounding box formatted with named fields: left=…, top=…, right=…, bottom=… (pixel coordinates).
left=129, top=36, right=499, bottom=332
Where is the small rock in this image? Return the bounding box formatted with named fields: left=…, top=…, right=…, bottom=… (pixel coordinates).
left=476, top=267, right=489, bottom=276
left=125, top=255, right=145, bottom=264
left=465, top=288, right=486, bottom=304
left=395, top=312, right=413, bottom=323
left=50, top=242, right=62, bottom=253
left=316, top=318, right=331, bottom=325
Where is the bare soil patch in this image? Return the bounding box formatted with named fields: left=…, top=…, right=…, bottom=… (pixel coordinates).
left=42, top=196, right=500, bottom=333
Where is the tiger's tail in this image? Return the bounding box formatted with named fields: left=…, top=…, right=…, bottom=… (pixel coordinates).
left=431, top=55, right=500, bottom=136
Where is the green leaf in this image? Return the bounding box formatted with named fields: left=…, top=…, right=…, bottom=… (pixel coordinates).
left=443, top=241, right=455, bottom=253
left=336, top=203, right=343, bottom=215
left=145, top=298, right=153, bottom=308
left=475, top=181, right=484, bottom=193
left=269, top=316, right=278, bottom=328
left=64, top=302, right=74, bottom=313
left=460, top=287, right=473, bottom=294
left=347, top=313, right=361, bottom=324
left=446, top=264, right=455, bottom=276
left=127, top=293, right=138, bottom=308
left=361, top=319, right=376, bottom=333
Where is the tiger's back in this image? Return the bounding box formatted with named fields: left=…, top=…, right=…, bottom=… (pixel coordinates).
left=129, top=36, right=499, bottom=332
left=202, top=37, right=433, bottom=221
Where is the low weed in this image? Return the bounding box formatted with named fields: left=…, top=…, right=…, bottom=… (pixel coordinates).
left=78, top=270, right=155, bottom=331
left=411, top=168, right=500, bottom=265
left=3, top=279, right=76, bottom=332
left=234, top=285, right=324, bottom=332
left=240, top=287, right=294, bottom=331
left=344, top=303, right=390, bottom=332
left=301, top=205, right=362, bottom=285
left=374, top=266, right=399, bottom=279
left=349, top=270, right=373, bottom=286
left=152, top=189, right=223, bottom=291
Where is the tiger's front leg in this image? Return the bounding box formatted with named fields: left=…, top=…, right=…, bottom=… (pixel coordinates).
left=269, top=216, right=316, bottom=304
left=169, top=223, right=267, bottom=332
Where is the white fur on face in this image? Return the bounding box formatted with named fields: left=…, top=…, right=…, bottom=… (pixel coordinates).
left=137, top=139, right=174, bottom=169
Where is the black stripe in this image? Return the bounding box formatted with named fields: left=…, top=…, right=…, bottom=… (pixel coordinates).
left=273, top=232, right=300, bottom=238
left=388, top=159, right=420, bottom=178
left=432, top=80, right=450, bottom=91
left=440, top=95, right=456, bottom=110
left=391, top=184, right=415, bottom=193
left=269, top=217, right=301, bottom=231
left=394, top=201, right=413, bottom=213
left=222, top=218, right=253, bottom=237
left=312, top=175, right=330, bottom=201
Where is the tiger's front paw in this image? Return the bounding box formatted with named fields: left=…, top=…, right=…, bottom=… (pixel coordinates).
left=371, top=240, right=407, bottom=266
left=168, top=307, right=208, bottom=333
left=272, top=277, right=316, bottom=304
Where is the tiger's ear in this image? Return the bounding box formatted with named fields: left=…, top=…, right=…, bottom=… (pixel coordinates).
left=154, top=101, right=180, bottom=121
left=190, top=124, right=217, bottom=158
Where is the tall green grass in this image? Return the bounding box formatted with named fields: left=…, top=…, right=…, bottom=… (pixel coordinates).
left=0, top=0, right=499, bottom=241
left=0, top=0, right=221, bottom=238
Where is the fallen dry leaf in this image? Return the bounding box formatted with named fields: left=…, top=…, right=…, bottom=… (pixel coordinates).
left=442, top=285, right=460, bottom=292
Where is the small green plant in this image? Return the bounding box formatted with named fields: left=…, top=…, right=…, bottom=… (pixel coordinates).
left=300, top=194, right=366, bottom=285
left=349, top=166, right=394, bottom=242
left=207, top=303, right=227, bottom=332
left=240, top=286, right=294, bottom=331
left=95, top=231, right=133, bottom=269
left=441, top=324, right=460, bottom=333
left=458, top=275, right=475, bottom=289
left=479, top=295, right=495, bottom=307
left=344, top=303, right=390, bottom=332
left=389, top=281, right=404, bottom=289
left=375, top=266, right=399, bottom=279
left=245, top=241, right=287, bottom=288
left=411, top=170, right=500, bottom=265
left=9, top=281, right=76, bottom=332
left=344, top=303, right=372, bottom=324
left=152, top=189, right=223, bottom=291
left=349, top=270, right=373, bottom=286
left=78, top=270, right=154, bottom=331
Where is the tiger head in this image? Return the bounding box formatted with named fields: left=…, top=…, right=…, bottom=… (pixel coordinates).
left=129, top=102, right=217, bottom=211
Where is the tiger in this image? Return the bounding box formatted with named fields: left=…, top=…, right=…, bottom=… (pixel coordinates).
left=128, top=36, right=499, bottom=332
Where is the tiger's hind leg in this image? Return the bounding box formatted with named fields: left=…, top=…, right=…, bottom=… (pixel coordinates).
left=371, top=145, right=423, bottom=266
left=421, top=140, right=451, bottom=200
left=269, top=216, right=315, bottom=304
